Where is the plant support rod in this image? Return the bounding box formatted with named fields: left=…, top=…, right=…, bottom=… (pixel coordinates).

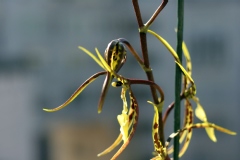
left=174, top=0, right=184, bottom=160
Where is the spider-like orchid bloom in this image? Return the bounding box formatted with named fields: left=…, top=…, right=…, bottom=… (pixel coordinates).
left=43, top=38, right=148, bottom=114
left=149, top=30, right=236, bottom=158
left=43, top=38, right=166, bottom=159
left=79, top=44, right=142, bottom=160
left=150, top=121, right=236, bottom=160
left=43, top=29, right=236, bottom=160
left=97, top=83, right=139, bottom=160
left=43, top=39, right=128, bottom=113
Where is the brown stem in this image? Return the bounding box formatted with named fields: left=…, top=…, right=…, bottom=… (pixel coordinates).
left=132, top=0, right=144, bottom=27
left=128, top=79, right=164, bottom=102
left=140, top=23, right=166, bottom=149
left=145, top=0, right=168, bottom=27
left=163, top=93, right=185, bottom=125
left=132, top=0, right=168, bottom=150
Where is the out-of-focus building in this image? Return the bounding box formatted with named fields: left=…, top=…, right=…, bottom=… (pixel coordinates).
left=0, top=0, right=239, bottom=160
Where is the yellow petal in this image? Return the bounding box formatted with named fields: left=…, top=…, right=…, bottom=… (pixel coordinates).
left=211, top=123, right=237, bottom=135
left=195, top=101, right=207, bottom=122
left=78, top=46, right=105, bottom=69
left=192, top=97, right=217, bottom=141
left=182, top=42, right=191, bottom=65
left=97, top=134, right=122, bottom=157
left=179, top=100, right=194, bottom=157
left=186, top=123, right=236, bottom=142
left=117, top=113, right=129, bottom=142
left=182, top=42, right=192, bottom=73
left=95, top=48, right=112, bottom=73
left=205, top=127, right=217, bottom=142
left=175, top=61, right=194, bottom=85
left=147, top=29, right=195, bottom=86
left=43, top=71, right=105, bottom=112
left=147, top=29, right=180, bottom=63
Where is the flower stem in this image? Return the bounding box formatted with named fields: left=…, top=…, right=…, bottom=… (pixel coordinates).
left=132, top=0, right=165, bottom=146
left=174, top=0, right=184, bottom=160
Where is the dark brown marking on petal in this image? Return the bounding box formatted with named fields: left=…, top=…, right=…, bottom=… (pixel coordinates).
left=115, top=42, right=119, bottom=53
left=131, top=100, right=137, bottom=110
left=129, top=112, right=134, bottom=121
left=108, top=58, right=112, bottom=66
left=192, top=125, right=197, bottom=129
left=189, top=110, right=193, bottom=124
left=134, top=115, right=138, bottom=121
left=116, top=59, right=121, bottom=65
left=153, top=133, right=161, bottom=152
left=84, top=79, right=91, bottom=85
left=186, top=106, right=189, bottom=116
left=153, top=122, right=158, bottom=129
left=115, top=81, right=123, bottom=87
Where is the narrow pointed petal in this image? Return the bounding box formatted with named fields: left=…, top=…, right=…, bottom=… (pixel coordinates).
left=147, top=29, right=195, bottom=86
left=167, top=100, right=194, bottom=156
left=210, top=123, right=237, bottom=135
left=148, top=29, right=180, bottom=63
left=193, top=97, right=217, bottom=141
left=205, top=128, right=217, bottom=142
left=98, top=72, right=112, bottom=113
left=185, top=123, right=237, bottom=136
left=43, top=71, right=106, bottom=112
left=78, top=46, right=105, bottom=70
left=117, top=87, right=130, bottom=142
left=182, top=42, right=192, bottom=77
left=175, top=61, right=194, bottom=85
left=179, top=100, right=194, bottom=157
left=97, top=134, right=123, bottom=157
left=98, top=88, right=137, bottom=158
left=95, top=48, right=112, bottom=73
left=194, top=99, right=207, bottom=122
left=148, top=101, right=160, bottom=153
left=182, top=41, right=192, bottom=87
left=110, top=89, right=139, bottom=160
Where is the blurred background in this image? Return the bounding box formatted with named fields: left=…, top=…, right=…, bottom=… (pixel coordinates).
left=0, top=0, right=239, bottom=160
